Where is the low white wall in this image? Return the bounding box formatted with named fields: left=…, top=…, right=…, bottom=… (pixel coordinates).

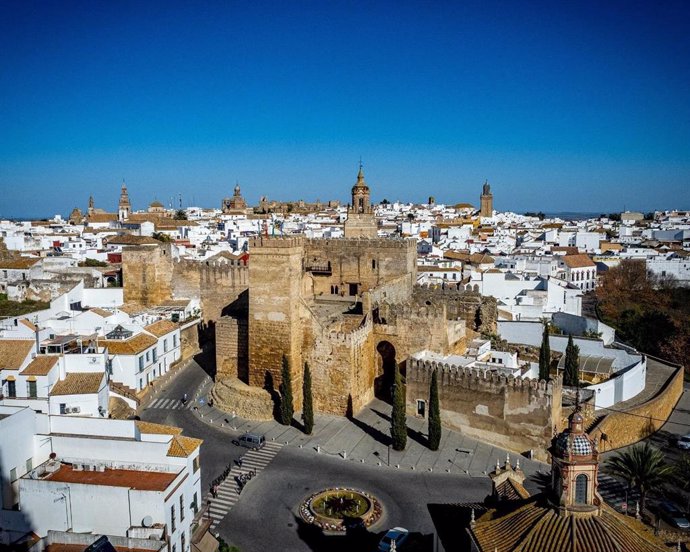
left=552, top=312, right=616, bottom=345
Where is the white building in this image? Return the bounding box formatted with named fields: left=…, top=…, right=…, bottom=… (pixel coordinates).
left=0, top=406, right=202, bottom=551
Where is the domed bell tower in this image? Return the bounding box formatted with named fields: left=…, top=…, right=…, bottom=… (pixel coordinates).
left=550, top=408, right=603, bottom=515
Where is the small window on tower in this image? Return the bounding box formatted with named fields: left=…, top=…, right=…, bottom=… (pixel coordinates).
left=372, top=260, right=376, bottom=270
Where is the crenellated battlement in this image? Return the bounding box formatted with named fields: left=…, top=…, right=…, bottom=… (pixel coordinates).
left=250, top=235, right=305, bottom=249
left=326, top=315, right=372, bottom=346
left=406, top=357, right=561, bottom=393
left=305, top=237, right=416, bottom=249
left=379, top=301, right=446, bottom=322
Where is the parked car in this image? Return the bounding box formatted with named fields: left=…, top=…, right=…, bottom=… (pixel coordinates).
left=657, top=501, right=690, bottom=530
left=676, top=434, right=690, bottom=451
left=232, top=432, right=265, bottom=450
left=378, top=527, right=409, bottom=551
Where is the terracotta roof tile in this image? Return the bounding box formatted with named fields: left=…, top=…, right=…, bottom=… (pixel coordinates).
left=86, top=213, right=118, bottom=223
left=88, top=307, right=113, bottom=318
left=0, top=339, right=35, bottom=370
left=102, top=333, right=158, bottom=355
left=0, top=257, right=40, bottom=269
left=21, top=355, right=59, bottom=376
left=145, top=319, right=179, bottom=337
left=167, top=435, right=203, bottom=457
left=105, top=235, right=160, bottom=246
left=20, top=318, right=38, bottom=331
left=563, top=254, right=596, bottom=269
left=136, top=420, right=183, bottom=436
left=49, top=372, right=105, bottom=396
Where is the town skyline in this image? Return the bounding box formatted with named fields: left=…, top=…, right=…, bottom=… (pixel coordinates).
left=2, top=1, right=690, bottom=216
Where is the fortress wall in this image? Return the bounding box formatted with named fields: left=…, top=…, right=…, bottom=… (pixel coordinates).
left=122, top=245, right=173, bottom=305
left=304, top=237, right=417, bottom=296
left=247, top=237, right=304, bottom=406
left=406, top=358, right=561, bottom=461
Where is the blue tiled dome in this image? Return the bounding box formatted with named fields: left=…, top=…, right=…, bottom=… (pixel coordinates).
left=554, top=431, right=594, bottom=457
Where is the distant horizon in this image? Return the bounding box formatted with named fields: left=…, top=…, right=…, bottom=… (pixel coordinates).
left=2, top=1, right=689, bottom=214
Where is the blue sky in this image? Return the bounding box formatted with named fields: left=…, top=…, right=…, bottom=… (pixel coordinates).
left=1, top=0, right=689, bottom=217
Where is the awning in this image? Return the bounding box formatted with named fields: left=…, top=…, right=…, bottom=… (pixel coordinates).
left=26, top=376, right=37, bottom=382
left=5, top=375, right=16, bottom=381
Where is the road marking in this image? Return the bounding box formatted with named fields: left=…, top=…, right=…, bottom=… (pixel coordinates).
left=207, top=443, right=283, bottom=530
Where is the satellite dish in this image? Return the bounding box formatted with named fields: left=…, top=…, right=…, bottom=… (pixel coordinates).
left=142, top=515, right=153, bottom=528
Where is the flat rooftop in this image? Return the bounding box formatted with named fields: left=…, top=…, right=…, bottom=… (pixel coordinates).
left=42, top=464, right=179, bottom=491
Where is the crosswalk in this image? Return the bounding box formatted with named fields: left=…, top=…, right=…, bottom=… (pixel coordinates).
left=207, top=441, right=283, bottom=530
left=146, top=398, right=195, bottom=410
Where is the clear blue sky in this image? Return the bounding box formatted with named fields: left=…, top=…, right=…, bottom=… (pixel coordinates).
left=1, top=0, right=689, bottom=217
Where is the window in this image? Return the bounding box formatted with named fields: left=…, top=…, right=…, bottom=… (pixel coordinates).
left=153, top=348, right=158, bottom=363
left=416, top=399, right=426, bottom=417
left=146, top=351, right=150, bottom=362
left=575, top=474, right=588, bottom=504
left=27, top=380, right=37, bottom=398
left=180, top=494, right=185, bottom=521
left=173, top=334, right=178, bottom=348
left=192, top=492, right=198, bottom=514
left=60, top=403, right=66, bottom=415
left=372, top=259, right=376, bottom=270
left=170, top=504, right=176, bottom=532
left=26, top=458, right=33, bottom=472
left=193, top=456, right=200, bottom=473
left=7, top=380, right=16, bottom=398
left=164, top=339, right=168, bottom=352
left=180, top=532, right=186, bottom=552
left=138, top=356, right=144, bottom=371
left=139, top=379, right=142, bottom=390
left=10, top=467, right=17, bottom=482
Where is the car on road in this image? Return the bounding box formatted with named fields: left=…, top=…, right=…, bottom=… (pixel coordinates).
left=657, top=501, right=690, bottom=530
left=378, top=527, right=409, bottom=551
left=232, top=432, right=265, bottom=450
left=676, top=434, right=690, bottom=451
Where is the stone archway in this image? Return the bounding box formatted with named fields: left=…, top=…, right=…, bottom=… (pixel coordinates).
left=375, top=340, right=397, bottom=402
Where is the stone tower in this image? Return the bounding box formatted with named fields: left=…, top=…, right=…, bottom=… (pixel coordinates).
left=247, top=236, right=304, bottom=407
left=344, top=164, right=377, bottom=238
left=118, top=181, right=131, bottom=222
left=122, top=243, right=173, bottom=305
left=480, top=180, right=493, bottom=218
left=88, top=195, right=95, bottom=216
left=551, top=408, right=602, bottom=513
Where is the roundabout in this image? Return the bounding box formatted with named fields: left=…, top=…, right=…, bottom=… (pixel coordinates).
left=299, top=487, right=383, bottom=532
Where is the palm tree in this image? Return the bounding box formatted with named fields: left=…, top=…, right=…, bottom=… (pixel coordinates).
left=604, top=443, right=674, bottom=511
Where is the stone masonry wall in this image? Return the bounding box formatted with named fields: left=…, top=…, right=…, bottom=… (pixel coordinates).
left=406, top=358, right=561, bottom=461
left=122, top=244, right=173, bottom=305
left=304, top=238, right=417, bottom=297
left=590, top=357, right=684, bottom=451
left=247, top=236, right=304, bottom=408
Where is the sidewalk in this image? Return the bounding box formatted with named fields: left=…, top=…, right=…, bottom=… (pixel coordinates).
left=189, top=388, right=547, bottom=477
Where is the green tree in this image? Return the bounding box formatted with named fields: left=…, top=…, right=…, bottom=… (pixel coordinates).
left=563, top=334, right=580, bottom=387
left=604, top=443, right=674, bottom=511
left=279, top=355, right=293, bottom=426
left=302, top=362, right=314, bottom=435
left=151, top=232, right=172, bottom=243
left=675, top=454, right=690, bottom=511
left=390, top=365, right=407, bottom=451
left=427, top=369, right=441, bottom=451
left=174, top=209, right=187, bottom=220
left=538, top=321, right=551, bottom=381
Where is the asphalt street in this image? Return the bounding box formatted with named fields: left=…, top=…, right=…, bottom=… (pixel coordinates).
left=139, top=358, right=547, bottom=551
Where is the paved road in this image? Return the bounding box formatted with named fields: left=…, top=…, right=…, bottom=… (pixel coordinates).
left=140, top=359, right=549, bottom=551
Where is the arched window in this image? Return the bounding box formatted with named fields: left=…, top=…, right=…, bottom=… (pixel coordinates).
left=575, top=474, right=588, bottom=504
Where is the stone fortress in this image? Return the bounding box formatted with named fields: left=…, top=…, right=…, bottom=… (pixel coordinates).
left=122, top=168, right=562, bottom=458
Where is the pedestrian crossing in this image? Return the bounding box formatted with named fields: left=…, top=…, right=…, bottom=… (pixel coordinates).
left=207, top=441, right=283, bottom=530
left=146, top=398, right=195, bottom=410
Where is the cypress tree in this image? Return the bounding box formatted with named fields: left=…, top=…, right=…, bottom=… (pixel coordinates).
left=391, top=365, right=407, bottom=451
left=279, top=355, right=294, bottom=425
left=302, top=362, right=314, bottom=434
left=539, top=321, right=551, bottom=381
left=428, top=368, right=441, bottom=451
left=563, top=334, right=580, bottom=387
